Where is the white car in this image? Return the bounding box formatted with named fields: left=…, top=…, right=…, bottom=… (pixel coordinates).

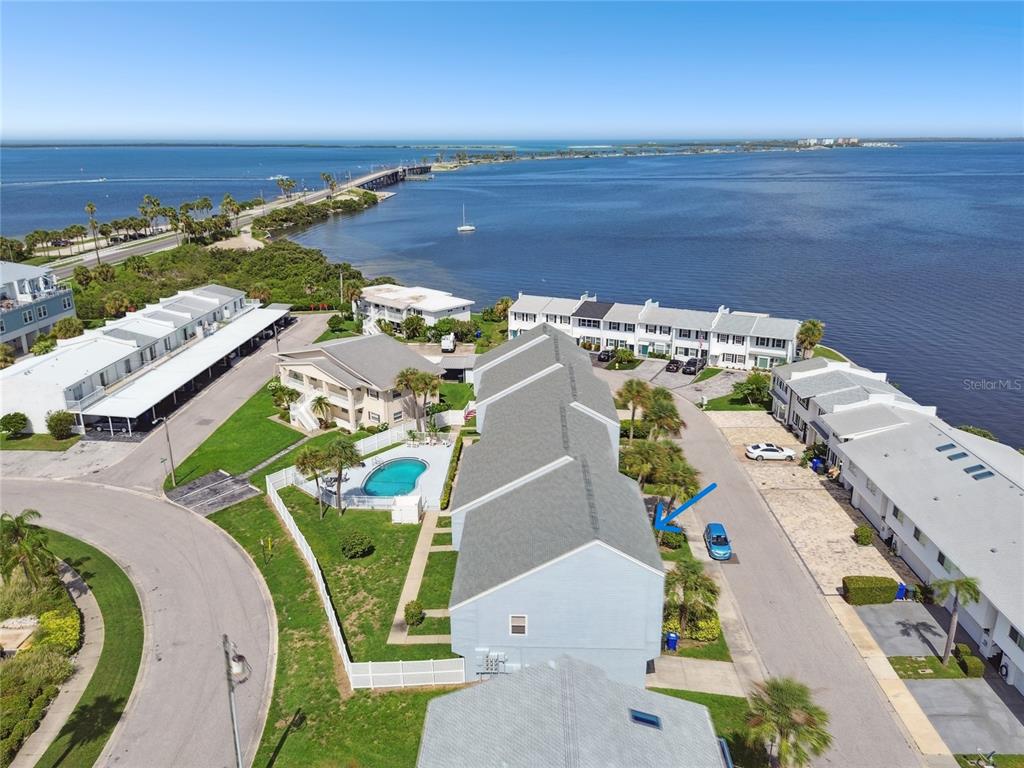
left=745, top=443, right=796, bottom=461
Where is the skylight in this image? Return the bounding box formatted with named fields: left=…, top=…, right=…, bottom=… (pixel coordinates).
left=972, top=471, right=995, bottom=481
left=964, top=464, right=985, bottom=474
left=947, top=452, right=969, bottom=461
left=629, top=709, right=662, bottom=729
left=936, top=443, right=957, bottom=452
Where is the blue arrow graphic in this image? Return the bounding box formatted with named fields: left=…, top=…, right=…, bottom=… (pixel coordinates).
left=654, top=482, right=718, bottom=533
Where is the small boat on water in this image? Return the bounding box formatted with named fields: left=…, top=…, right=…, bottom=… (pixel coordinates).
left=457, top=205, right=476, bottom=233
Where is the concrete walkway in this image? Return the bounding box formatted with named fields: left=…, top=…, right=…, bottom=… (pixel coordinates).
left=388, top=510, right=453, bottom=645
left=646, top=655, right=746, bottom=697
left=10, top=564, right=104, bottom=768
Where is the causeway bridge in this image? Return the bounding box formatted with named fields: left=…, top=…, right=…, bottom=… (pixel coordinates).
left=351, top=165, right=433, bottom=191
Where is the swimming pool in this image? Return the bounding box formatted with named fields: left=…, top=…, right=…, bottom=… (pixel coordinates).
left=362, top=458, right=428, bottom=496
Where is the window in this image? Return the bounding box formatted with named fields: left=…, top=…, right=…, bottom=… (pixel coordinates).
left=288, top=370, right=302, bottom=383
left=367, top=389, right=379, bottom=400
left=677, top=328, right=692, bottom=339
left=772, top=338, right=787, bottom=349
left=509, top=615, right=527, bottom=636
left=22, top=309, right=34, bottom=323
left=891, top=506, right=903, bottom=522
left=606, top=321, right=621, bottom=331
left=560, top=315, right=570, bottom=325
left=391, top=390, right=402, bottom=399
left=62, top=295, right=73, bottom=310
left=368, top=412, right=381, bottom=423
left=624, top=323, right=636, bottom=332
left=697, top=331, right=708, bottom=340
left=163, top=338, right=172, bottom=351
left=37, top=305, right=48, bottom=319
left=717, top=334, right=730, bottom=342
left=754, top=336, right=771, bottom=347
left=913, top=527, right=926, bottom=545
left=937, top=551, right=953, bottom=572
left=645, top=324, right=657, bottom=333
left=577, top=318, right=600, bottom=329
left=393, top=410, right=403, bottom=421
left=124, top=358, right=132, bottom=374
left=659, top=326, right=670, bottom=335
left=99, top=371, right=108, bottom=387
left=733, top=335, right=745, bottom=345
left=629, top=710, right=662, bottom=730
left=1010, top=626, right=1024, bottom=652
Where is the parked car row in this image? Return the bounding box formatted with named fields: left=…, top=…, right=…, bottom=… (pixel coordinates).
left=661, top=356, right=707, bottom=375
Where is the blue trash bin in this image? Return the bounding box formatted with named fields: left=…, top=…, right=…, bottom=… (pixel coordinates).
left=665, top=632, right=679, bottom=651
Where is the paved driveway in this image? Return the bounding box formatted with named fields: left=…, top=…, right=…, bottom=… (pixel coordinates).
left=3, top=479, right=275, bottom=768
left=856, top=602, right=961, bottom=658
left=905, top=679, right=1024, bottom=754
left=592, top=366, right=923, bottom=768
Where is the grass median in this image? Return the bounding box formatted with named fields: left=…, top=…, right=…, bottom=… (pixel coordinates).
left=35, top=530, right=143, bottom=768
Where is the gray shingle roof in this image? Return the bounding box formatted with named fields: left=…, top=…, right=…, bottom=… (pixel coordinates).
left=417, top=656, right=722, bottom=768
left=572, top=300, right=614, bottom=320
left=710, top=313, right=758, bottom=335
left=750, top=315, right=801, bottom=339
left=277, top=334, right=442, bottom=390
left=787, top=369, right=899, bottom=400
left=604, top=302, right=645, bottom=324
left=820, top=403, right=930, bottom=438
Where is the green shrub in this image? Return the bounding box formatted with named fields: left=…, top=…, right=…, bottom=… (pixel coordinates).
left=853, top=525, right=874, bottom=546
left=440, top=434, right=465, bottom=510
left=662, top=616, right=681, bottom=635
left=0, top=694, right=31, bottom=737
left=45, top=409, right=76, bottom=440
left=953, top=642, right=972, bottom=661
left=842, top=575, right=898, bottom=605
left=0, top=411, right=28, bottom=435
left=404, top=600, right=425, bottom=628
left=659, top=531, right=686, bottom=550
left=958, top=654, right=985, bottom=677
left=685, top=615, right=722, bottom=642
left=339, top=530, right=374, bottom=560
left=326, top=314, right=347, bottom=332
left=38, top=609, right=82, bottom=654
left=6, top=646, right=75, bottom=688
left=619, top=420, right=652, bottom=440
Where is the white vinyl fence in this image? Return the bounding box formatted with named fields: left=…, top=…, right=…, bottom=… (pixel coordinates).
left=265, top=466, right=465, bottom=689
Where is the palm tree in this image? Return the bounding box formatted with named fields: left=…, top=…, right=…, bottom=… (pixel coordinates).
left=745, top=677, right=832, bottom=767
left=324, top=437, right=362, bottom=511
left=0, top=509, right=55, bottom=587
left=931, top=576, right=982, bottom=665
left=395, top=367, right=424, bottom=431
left=221, top=193, right=241, bottom=230
left=416, top=371, right=440, bottom=433
left=327, top=176, right=338, bottom=201
left=616, top=379, right=652, bottom=442
left=620, top=440, right=662, bottom=488
left=654, top=456, right=700, bottom=544
left=196, top=197, right=213, bottom=219
left=294, top=446, right=329, bottom=519
left=310, top=395, right=332, bottom=429
left=665, top=558, right=719, bottom=636
left=85, top=202, right=101, bottom=266
left=321, top=172, right=334, bottom=196
left=796, top=319, right=825, bottom=357
left=644, top=387, right=683, bottom=440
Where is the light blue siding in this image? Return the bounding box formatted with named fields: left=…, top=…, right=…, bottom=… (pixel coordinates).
left=451, top=543, right=663, bottom=686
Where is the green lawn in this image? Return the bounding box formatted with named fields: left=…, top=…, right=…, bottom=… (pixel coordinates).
left=607, top=358, right=642, bottom=370
left=247, top=428, right=371, bottom=490
left=694, top=366, right=723, bottom=383
left=889, top=655, right=966, bottom=679
left=408, top=616, right=451, bottom=636
left=813, top=344, right=848, bottom=362
left=0, top=433, right=81, bottom=452
left=652, top=689, right=766, bottom=767
left=279, top=486, right=454, bottom=661
left=703, top=392, right=769, bottom=411
left=417, top=551, right=457, bottom=609
left=209, top=497, right=451, bottom=768
left=472, top=312, right=508, bottom=354
left=435, top=515, right=452, bottom=529
left=438, top=382, right=474, bottom=410
left=166, top=382, right=303, bottom=488
left=36, top=530, right=144, bottom=768
left=956, top=756, right=1024, bottom=768
left=431, top=532, right=452, bottom=547
left=315, top=317, right=362, bottom=343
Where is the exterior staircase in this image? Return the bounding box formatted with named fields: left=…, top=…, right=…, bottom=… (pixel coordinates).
left=290, top=392, right=319, bottom=431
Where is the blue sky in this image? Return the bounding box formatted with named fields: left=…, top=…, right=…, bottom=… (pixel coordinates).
left=2, top=1, right=1021, bottom=139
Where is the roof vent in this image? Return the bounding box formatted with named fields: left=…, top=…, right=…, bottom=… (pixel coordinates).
left=629, top=709, right=662, bottom=730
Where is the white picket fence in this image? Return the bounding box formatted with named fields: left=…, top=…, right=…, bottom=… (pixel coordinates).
left=353, top=425, right=411, bottom=454
left=264, top=466, right=465, bottom=689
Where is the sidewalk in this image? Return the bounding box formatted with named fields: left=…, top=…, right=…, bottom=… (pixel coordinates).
left=387, top=511, right=453, bottom=645
left=11, top=564, right=105, bottom=768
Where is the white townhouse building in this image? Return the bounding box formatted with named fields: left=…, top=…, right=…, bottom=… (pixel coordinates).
left=0, top=262, right=77, bottom=355
left=769, top=357, right=936, bottom=446
left=508, top=292, right=801, bottom=370
left=355, top=283, right=473, bottom=334
left=823, top=413, right=1024, bottom=696
left=0, top=285, right=288, bottom=435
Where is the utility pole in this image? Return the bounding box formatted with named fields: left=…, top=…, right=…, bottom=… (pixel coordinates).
left=222, top=634, right=250, bottom=768
left=156, top=417, right=177, bottom=487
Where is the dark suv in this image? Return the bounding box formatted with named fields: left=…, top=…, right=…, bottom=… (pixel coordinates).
left=681, top=357, right=706, bottom=375
left=597, top=349, right=613, bottom=362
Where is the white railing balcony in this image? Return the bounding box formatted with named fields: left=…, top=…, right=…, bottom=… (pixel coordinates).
left=66, top=386, right=107, bottom=411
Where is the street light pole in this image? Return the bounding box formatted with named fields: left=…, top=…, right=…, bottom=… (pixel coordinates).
left=222, top=634, right=250, bottom=768
left=155, top=417, right=177, bottom=487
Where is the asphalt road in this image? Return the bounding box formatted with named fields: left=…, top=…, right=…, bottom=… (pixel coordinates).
left=593, top=366, right=924, bottom=768
left=2, top=479, right=275, bottom=768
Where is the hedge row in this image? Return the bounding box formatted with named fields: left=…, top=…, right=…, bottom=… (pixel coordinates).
left=954, top=643, right=985, bottom=677
left=439, top=433, right=465, bottom=510
left=842, top=575, right=898, bottom=605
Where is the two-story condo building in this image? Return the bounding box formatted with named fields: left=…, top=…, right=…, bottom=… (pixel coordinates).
left=769, top=357, right=937, bottom=446
left=448, top=324, right=663, bottom=686
left=0, top=262, right=77, bottom=354
left=508, top=292, right=801, bottom=370
left=356, top=283, right=473, bottom=334
left=0, top=285, right=288, bottom=435
left=274, top=334, right=442, bottom=432
left=824, top=413, right=1024, bottom=696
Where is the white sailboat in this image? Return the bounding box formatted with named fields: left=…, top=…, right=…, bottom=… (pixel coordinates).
left=457, top=205, right=476, bottom=233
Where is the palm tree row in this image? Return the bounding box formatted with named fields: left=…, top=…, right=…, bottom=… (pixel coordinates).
left=293, top=435, right=363, bottom=519
left=616, top=379, right=685, bottom=441
left=394, top=368, right=441, bottom=433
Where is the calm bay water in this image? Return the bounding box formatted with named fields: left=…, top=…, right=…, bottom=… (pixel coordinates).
left=2, top=141, right=1022, bottom=444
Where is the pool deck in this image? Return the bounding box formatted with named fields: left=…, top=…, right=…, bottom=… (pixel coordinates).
left=323, top=442, right=454, bottom=510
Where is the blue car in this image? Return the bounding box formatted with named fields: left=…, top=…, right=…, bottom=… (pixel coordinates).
left=703, top=522, right=733, bottom=561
